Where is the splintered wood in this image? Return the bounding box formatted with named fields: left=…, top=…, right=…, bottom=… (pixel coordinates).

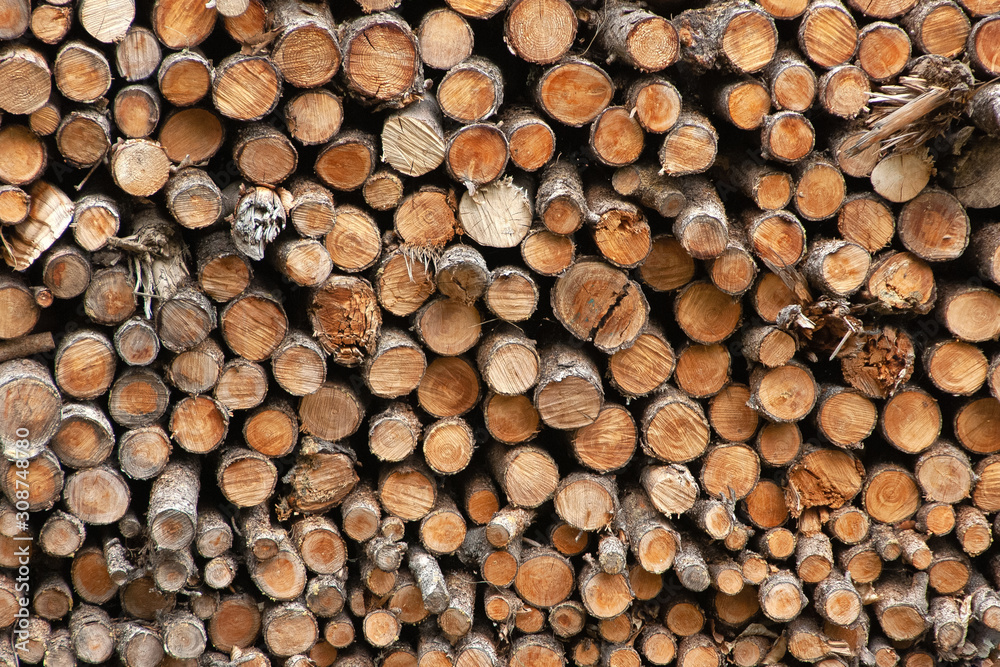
left=3, top=0, right=1000, bottom=665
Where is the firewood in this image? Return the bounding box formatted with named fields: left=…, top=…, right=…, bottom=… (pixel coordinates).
left=0, top=125, right=46, bottom=187
left=856, top=22, right=911, bottom=82
left=379, top=97, right=446, bottom=181
left=794, top=155, right=846, bottom=221
left=489, top=442, right=559, bottom=509
left=156, top=50, right=211, bottom=108
left=521, top=226, right=575, bottom=276
left=413, top=296, right=480, bottom=357
left=423, top=416, right=476, bottom=475
left=113, top=85, right=160, bottom=139
left=567, top=402, right=636, bottom=473
left=417, top=355, right=480, bottom=418
left=872, top=151, right=933, bottom=203
left=420, top=494, right=466, bottom=556
left=266, top=0, right=340, bottom=89
left=969, top=16, right=1000, bottom=76
left=588, top=105, right=646, bottom=168
left=534, top=344, right=603, bottom=429
left=659, top=110, right=719, bottom=177
left=0, top=274, right=38, bottom=343
left=436, top=57, right=503, bottom=125
left=158, top=108, right=225, bottom=166
left=108, top=139, right=171, bottom=197
left=534, top=57, right=613, bottom=128
left=972, top=454, right=1000, bottom=512
left=49, top=402, right=113, bottom=470
left=53, top=41, right=111, bottom=103
left=0, top=185, right=30, bottom=227
left=761, top=111, right=815, bottom=163
left=916, top=502, right=957, bottom=536
left=927, top=543, right=970, bottom=594
left=818, top=65, right=870, bottom=118
left=340, top=12, right=422, bottom=106
left=38, top=510, right=85, bottom=558
left=955, top=505, right=992, bottom=556
left=367, top=402, right=419, bottom=464
left=69, top=604, right=115, bottom=663
left=314, top=131, right=378, bottom=194
left=499, top=105, right=556, bottom=172
left=798, top=0, right=859, bottom=68
left=416, top=7, right=473, bottom=71
left=874, top=573, right=929, bottom=642
left=584, top=180, right=651, bottom=268
left=955, top=397, right=1000, bottom=455
left=900, top=0, right=968, bottom=57
left=484, top=265, right=538, bottom=322
left=713, top=79, right=771, bottom=131
left=535, top=159, right=588, bottom=235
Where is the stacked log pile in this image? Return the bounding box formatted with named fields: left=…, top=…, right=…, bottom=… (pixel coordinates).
left=3, top=0, right=1000, bottom=664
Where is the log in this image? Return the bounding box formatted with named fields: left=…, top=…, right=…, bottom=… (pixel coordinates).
left=340, top=12, right=423, bottom=106
left=417, top=7, right=473, bottom=70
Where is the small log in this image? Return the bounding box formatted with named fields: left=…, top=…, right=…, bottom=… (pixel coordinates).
left=534, top=344, right=603, bottom=429
left=417, top=7, right=473, bottom=70
left=340, top=12, right=422, bottom=106
left=902, top=0, right=970, bottom=57
left=874, top=573, right=929, bottom=642
left=113, top=85, right=160, bottom=139
left=489, top=442, right=559, bottom=509
left=70, top=605, right=115, bottom=663
left=39, top=509, right=85, bottom=558
left=269, top=0, right=339, bottom=88
left=535, top=57, right=614, bottom=128
left=798, top=0, right=858, bottom=67
left=760, top=111, right=815, bottom=163
left=158, top=107, right=224, bottom=166
left=505, top=0, right=576, bottom=65
left=196, top=509, right=233, bottom=559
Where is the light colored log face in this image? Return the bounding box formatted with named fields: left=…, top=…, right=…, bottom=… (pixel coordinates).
left=2, top=1, right=998, bottom=662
